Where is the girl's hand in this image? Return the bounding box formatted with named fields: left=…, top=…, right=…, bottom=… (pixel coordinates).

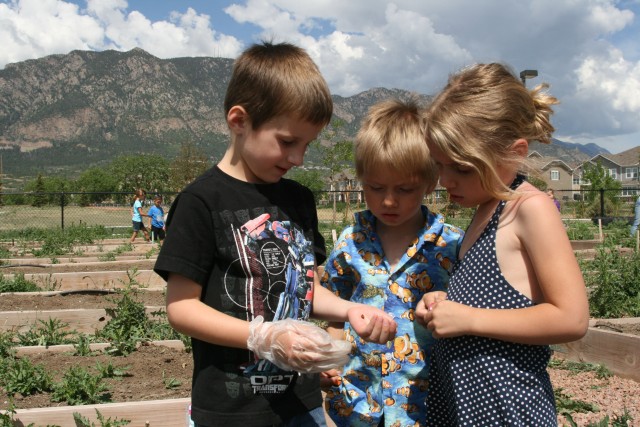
left=415, top=291, right=447, bottom=328
left=347, top=305, right=396, bottom=344
left=424, top=300, right=474, bottom=338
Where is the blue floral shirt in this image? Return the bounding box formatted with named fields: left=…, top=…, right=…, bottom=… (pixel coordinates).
left=321, top=206, right=463, bottom=426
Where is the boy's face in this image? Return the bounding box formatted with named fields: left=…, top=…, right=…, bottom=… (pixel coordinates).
left=155, top=199, right=162, bottom=206
left=361, top=165, right=430, bottom=230
left=232, top=114, right=324, bottom=184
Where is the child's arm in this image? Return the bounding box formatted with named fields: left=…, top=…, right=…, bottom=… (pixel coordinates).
left=166, top=272, right=351, bottom=372
left=420, top=195, right=588, bottom=345
left=166, top=273, right=250, bottom=348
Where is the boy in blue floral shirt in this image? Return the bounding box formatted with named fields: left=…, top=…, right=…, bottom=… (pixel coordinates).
left=321, top=99, right=463, bottom=427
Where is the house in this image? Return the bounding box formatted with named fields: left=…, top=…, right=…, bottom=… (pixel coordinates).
left=574, top=146, right=640, bottom=199
left=527, top=151, right=578, bottom=200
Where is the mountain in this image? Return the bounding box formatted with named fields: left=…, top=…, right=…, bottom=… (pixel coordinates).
left=0, top=48, right=607, bottom=177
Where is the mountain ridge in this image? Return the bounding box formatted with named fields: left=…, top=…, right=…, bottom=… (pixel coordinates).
left=0, top=48, right=608, bottom=177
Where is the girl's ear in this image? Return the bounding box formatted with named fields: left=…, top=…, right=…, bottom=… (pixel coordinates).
left=511, top=138, right=529, bottom=158
left=227, top=106, right=249, bottom=134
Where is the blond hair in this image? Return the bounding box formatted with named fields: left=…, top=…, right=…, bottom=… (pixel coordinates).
left=355, top=98, right=437, bottom=192
left=425, top=63, right=559, bottom=199
left=224, top=41, right=333, bottom=130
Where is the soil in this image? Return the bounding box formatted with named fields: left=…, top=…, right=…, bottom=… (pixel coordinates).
left=2, top=259, right=640, bottom=425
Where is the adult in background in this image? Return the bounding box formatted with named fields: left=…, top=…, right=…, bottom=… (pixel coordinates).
left=630, top=194, right=640, bottom=237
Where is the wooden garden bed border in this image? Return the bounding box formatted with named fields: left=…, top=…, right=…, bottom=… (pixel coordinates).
left=552, top=319, right=640, bottom=382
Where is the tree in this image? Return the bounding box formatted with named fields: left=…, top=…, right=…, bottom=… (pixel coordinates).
left=169, top=142, right=210, bottom=192
left=315, top=119, right=355, bottom=224
left=30, top=173, right=46, bottom=207
left=75, top=166, right=119, bottom=205
left=108, top=155, right=171, bottom=198
left=580, top=161, right=622, bottom=217
left=286, top=168, right=325, bottom=200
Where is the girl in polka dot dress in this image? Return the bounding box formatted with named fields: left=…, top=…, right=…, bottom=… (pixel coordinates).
left=415, top=63, right=589, bottom=426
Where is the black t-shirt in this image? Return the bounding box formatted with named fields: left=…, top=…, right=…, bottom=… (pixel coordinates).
left=154, top=166, right=326, bottom=427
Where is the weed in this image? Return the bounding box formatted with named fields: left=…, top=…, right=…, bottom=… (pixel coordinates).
left=50, top=257, right=59, bottom=264
left=98, top=252, right=117, bottom=262
left=16, top=318, right=78, bottom=347
left=51, top=365, right=111, bottom=405
left=0, top=330, right=16, bottom=358
left=548, top=359, right=612, bottom=380
left=94, top=361, right=130, bottom=379
left=586, top=243, right=640, bottom=318
left=73, top=333, right=96, bottom=356
left=0, top=356, right=53, bottom=395
left=0, top=272, right=40, bottom=292
left=162, top=370, right=181, bottom=389
left=73, top=409, right=130, bottom=427
left=555, top=387, right=599, bottom=418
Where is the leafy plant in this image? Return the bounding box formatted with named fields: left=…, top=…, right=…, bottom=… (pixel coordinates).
left=0, top=356, right=53, bottom=395
left=73, top=409, right=130, bottom=427
left=95, top=361, right=130, bottom=379
left=548, top=359, right=612, bottom=380
left=162, top=370, right=181, bottom=389
left=73, top=333, right=96, bottom=356
left=51, top=365, right=110, bottom=405
left=586, top=243, right=640, bottom=318
left=0, top=272, right=40, bottom=292
left=16, top=318, right=78, bottom=347
left=555, top=387, right=599, bottom=417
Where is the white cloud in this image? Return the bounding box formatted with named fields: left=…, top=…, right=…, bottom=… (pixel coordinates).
left=0, top=0, right=639, bottom=153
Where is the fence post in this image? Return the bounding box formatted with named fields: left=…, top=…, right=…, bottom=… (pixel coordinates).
left=599, top=188, right=605, bottom=218
left=60, top=192, right=65, bottom=230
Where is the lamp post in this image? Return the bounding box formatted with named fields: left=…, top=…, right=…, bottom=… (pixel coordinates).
left=519, top=69, right=538, bottom=86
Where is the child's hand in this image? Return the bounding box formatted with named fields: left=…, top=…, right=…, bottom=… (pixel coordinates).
left=320, top=369, right=342, bottom=390
left=247, top=316, right=351, bottom=373
left=347, top=305, right=397, bottom=344
left=416, top=291, right=447, bottom=328
left=422, top=300, right=472, bottom=339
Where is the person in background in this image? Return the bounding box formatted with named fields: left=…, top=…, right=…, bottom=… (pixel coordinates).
left=547, top=188, right=561, bottom=212
left=147, top=195, right=166, bottom=245
left=154, top=41, right=396, bottom=427
left=630, top=194, right=640, bottom=237
left=321, top=98, right=463, bottom=427
left=130, top=189, right=150, bottom=243
left=416, top=63, right=589, bottom=426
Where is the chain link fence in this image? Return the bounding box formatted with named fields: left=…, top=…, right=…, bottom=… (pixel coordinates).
left=0, top=188, right=637, bottom=236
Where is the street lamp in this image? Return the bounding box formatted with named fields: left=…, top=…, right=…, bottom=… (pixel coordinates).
left=519, top=69, right=538, bottom=86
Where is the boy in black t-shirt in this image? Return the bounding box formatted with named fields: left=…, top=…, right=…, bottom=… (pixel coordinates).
left=154, top=42, right=396, bottom=427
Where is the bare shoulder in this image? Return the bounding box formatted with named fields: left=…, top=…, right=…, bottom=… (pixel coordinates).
left=502, top=182, right=562, bottom=230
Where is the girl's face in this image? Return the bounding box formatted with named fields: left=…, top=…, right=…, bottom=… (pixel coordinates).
left=427, top=141, right=492, bottom=208
left=361, top=165, right=429, bottom=230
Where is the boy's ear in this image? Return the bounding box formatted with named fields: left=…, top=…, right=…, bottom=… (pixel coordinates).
left=511, top=138, right=529, bottom=157
left=227, top=106, right=249, bottom=133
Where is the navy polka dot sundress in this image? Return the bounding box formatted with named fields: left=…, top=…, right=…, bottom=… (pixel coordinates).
left=426, top=176, right=556, bottom=426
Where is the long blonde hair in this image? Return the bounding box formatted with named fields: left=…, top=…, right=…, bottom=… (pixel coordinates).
left=425, top=63, right=559, bottom=199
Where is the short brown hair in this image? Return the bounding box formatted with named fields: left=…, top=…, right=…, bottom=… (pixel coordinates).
left=224, top=41, right=333, bottom=130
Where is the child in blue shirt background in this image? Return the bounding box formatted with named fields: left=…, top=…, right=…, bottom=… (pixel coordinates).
left=147, top=195, right=165, bottom=244
left=321, top=99, right=463, bottom=427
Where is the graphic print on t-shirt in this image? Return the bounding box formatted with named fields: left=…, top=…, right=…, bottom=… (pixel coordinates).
left=225, top=213, right=316, bottom=393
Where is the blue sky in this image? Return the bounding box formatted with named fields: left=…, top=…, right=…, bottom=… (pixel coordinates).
left=1, top=0, right=639, bottom=154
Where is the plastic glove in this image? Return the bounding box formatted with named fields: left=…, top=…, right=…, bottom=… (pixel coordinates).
left=247, top=316, right=351, bottom=374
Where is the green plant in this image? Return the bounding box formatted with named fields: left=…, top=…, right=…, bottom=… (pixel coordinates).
left=51, top=365, right=110, bottom=405
left=162, top=370, right=181, bottom=389
left=0, top=356, right=53, bottom=395
left=0, top=330, right=16, bottom=358
left=548, top=359, right=612, bottom=380
left=73, top=409, right=130, bottom=427
left=586, top=243, right=640, bottom=318
left=16, top=318, right=78, bottom=347
left=73, top=333, right=95, bottom=356
left=0, top=272, right=40, bottom=292
left=555, top=387, right=600, bottom=418
left=94, top=361, right=130, bottom=379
